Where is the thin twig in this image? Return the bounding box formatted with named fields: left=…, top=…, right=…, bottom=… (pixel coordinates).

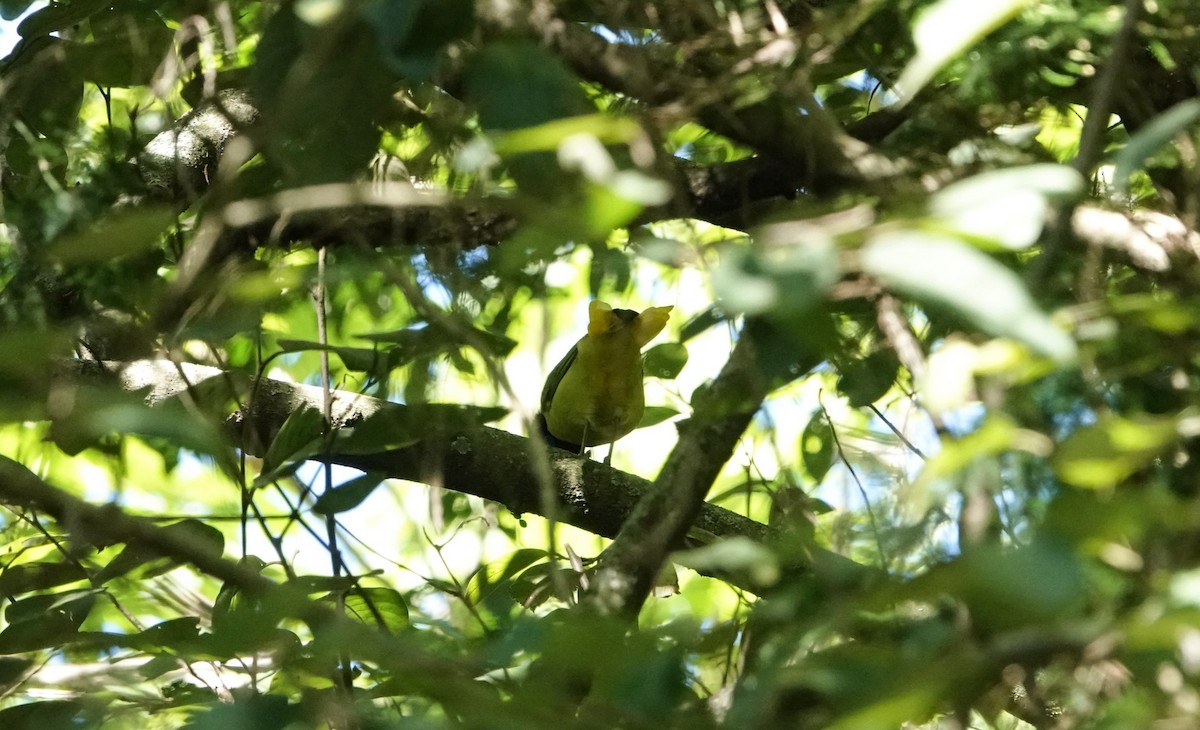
left=821, top=399, right=887, bottom=572
left=868, top=403, right=926, bottom=461
left=315, top=246, right=355, bottom=698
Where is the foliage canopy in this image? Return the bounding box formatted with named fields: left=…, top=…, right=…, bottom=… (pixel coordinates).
left=2, top=0, right=1200, bottom=728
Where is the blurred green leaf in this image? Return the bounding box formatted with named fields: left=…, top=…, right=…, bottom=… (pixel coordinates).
left=1, top=0, right=35, bottom=21
left=96, top=519, right=225, bottom=583
left=4, top=37, right=85, bottom=135
left=48, top=386, right=228, bottom=459
left=363, top=0, right=473, bottom=81
left=68, top=12, right=174, bottom=87
left=312, top=472, right=388, bottom=515
left=0, top=591, right=95, bottom=654
left=467, top=548, right=548, bottom=607
left=679, top=305, right=730, bottom=342
left=904, top=539, right=1085, bottom=634
left=1113, top=99, right=1200, bottom=193
left=0, top=561, right=87, bottom=595
left=713, top=240, right=839, bottom=317
left=1053, top=414, right=1178, bottom=489
left=674, top=537, right=780, bottom=587
left=896, top=0, right=1029, bottom=104
left=0, top=700, right=86, bottom=729
left=862, top=231, right=1077, bottom=364
left=49, top=205, right=176, bottom=264
left=643, top=343, right=688, bottom=379
left=837, top=351, right=899, bottom=407
left=929, top=164, right=1083, bottom=249
left=465, top=40, right=593, bottom=132
left=16, top=0, right=107, bottom=36
left=800, top=411, right=835, bottom=483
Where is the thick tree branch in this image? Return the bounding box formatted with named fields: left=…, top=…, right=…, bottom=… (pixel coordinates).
left=63, top=360, right=814, bottom=575
left=585, top=321, right=819, bottom=616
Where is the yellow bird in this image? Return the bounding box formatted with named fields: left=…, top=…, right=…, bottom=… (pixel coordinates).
left=538, top=301, right=673, bottom=454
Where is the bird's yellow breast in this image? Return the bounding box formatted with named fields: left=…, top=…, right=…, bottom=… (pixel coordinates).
left=543, top=334, right=645, bottom=447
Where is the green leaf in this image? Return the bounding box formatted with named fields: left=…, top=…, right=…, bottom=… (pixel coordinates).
left=277, top=339, right=387, bottom=373
left=643, top=343, right=688, bottom=379
left=96, top=519, right=225, bottom=583
left=0, top=591, right=95, bottom=654
left=679, top=305, right=730, bottom=342
left=929, top=164, right=1084, bottom=249
left=1, top=0, right=35, bottom=21
left=48, top=386, right=229, bottom=460
left=68, top=14, right=174, bottom=87
left=16, top=0, right=107, bottom=36
left=895, top=0, right=1030, bottom=104
left=4, top=37, right=86, bottom=136
left=1113, top=99, right=1200, bottom=193
left=0, top=561, right=87, bottom=594
left=904, top=539, right=1085, bottom=633
left=363, top=0, right=473, bottom=81
left=344, top=587, right=409, bottom=633
left=465, top=40, right=593, bottom=132
left=674, top=537, right=780, bottom=587
left=260, top=406, right=326, bottom=480
left=861, top=231, right=1077, bottom=364
left=466, top=548, right=548, bottom=607
left=638, top=405, right=681, bottom=429
left=335, top=403, right=507, bottom=453
left=1053, top=414, right=1179, bottom=489
left=312, top=472, right=388, bottom=515
left=48, top=205, right=176, bottom=263
left=252, top=7, right=396, bottom=185
left=800, top=411, right=835, bottom=482
left=713, top=240, right=839, bottom=317
left=837, top=351, right=900, bottom=407
left=0, top=701, right=85, bottom=728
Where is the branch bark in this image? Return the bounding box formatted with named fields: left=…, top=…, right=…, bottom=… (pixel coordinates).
left=60, top=359, right=850, bottom=590
left=585, top=320, right=823, bottom=616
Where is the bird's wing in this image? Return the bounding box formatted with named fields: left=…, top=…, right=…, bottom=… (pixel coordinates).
left=540, top=342, right=579, bottom=414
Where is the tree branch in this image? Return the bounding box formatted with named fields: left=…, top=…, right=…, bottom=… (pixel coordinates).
left=585, top=320, right=822, bottom=616
left=61, top=359, right=852, bottom=590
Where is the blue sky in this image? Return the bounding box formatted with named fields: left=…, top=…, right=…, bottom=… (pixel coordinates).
left=1, top=3, right=41, bottom=58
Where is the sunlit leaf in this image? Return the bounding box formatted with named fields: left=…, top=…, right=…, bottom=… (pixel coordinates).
left=896, top=0, right=1030, bottom=104
left=862, top=231, right=1077, bottom=364
left=929, top=164, right=1083, bottom=249
left=800, top=411, right=835, bottom=483
left=343, top=587, right=410, bottom=634
left=1053, top=414, right=1179, bottom=489
left=467, top=548, right=548, bottom=607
